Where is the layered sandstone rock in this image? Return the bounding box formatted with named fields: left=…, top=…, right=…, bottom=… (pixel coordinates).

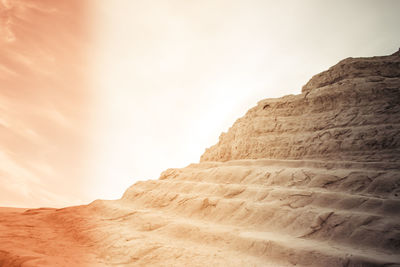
left=0, top=50, right=399, bottom=266
left=201, top=49, right=400, bottom=163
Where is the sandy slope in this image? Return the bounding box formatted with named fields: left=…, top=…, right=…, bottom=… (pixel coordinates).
left=1, top=51, right=399, bottom=266
left=0, top=207, right=101, bottom=266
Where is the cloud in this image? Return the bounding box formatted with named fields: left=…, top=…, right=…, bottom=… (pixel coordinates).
left=0, top=0, right=16, bottom=43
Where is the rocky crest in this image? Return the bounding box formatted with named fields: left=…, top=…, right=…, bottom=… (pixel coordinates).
left=0, top=50, right=399, bottom=267
left=200, top=50, right=400, bottom=164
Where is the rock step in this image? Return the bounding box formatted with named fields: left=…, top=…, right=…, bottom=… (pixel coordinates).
left=82, top=207, right=283, bottom=266
left=187, top=158, right=400, bottom=171
left=90, top=200, right=400, bottom=267
left=122, top=184, right=400, bottom=253
left=126, top=179, right=400, bottom=217
left=249, top=116, right=400, bottom=139
left=155, top=164, right=400, bottom=198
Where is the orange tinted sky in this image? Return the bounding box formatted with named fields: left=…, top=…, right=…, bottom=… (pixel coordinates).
left=0, top=0, right=93, bottom=207
left=1, top=0, right=400, bottom=207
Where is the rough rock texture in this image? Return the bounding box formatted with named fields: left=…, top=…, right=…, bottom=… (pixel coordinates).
left=201, top=49, right=400, bottom=164
left=0, top=50, right=399, bottom=267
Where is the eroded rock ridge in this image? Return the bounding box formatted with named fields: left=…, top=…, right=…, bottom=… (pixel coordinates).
left=201, top=49, right=400, bottom=164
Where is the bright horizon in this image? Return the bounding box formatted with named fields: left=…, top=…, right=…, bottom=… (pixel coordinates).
left=1, top=0, right=399, bottom=207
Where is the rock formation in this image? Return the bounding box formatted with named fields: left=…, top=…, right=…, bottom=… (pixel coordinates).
left=201, top=49, right=400, bottom=163
left=0, top=50, right=399, bottom=266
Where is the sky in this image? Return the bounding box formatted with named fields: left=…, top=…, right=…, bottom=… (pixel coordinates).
left=0, top=0, right=93, bottom=207
left=1, top=0, right=399, bottom=207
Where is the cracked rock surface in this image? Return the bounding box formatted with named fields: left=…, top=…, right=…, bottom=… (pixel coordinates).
left=201, top=50, right=400, bottom=164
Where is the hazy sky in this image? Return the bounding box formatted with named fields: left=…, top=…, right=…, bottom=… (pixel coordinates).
left=1, top=0, right=399, bottom=207
left=0, top=0, right=93, bottom=207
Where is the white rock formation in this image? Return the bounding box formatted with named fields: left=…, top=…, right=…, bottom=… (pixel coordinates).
left=0, top=50, right=399, bottom=267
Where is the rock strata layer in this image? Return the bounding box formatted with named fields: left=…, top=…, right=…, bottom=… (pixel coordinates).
left=0, top=50, right=399, bottom=267
left=201, top=50, right=400, bottom=164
